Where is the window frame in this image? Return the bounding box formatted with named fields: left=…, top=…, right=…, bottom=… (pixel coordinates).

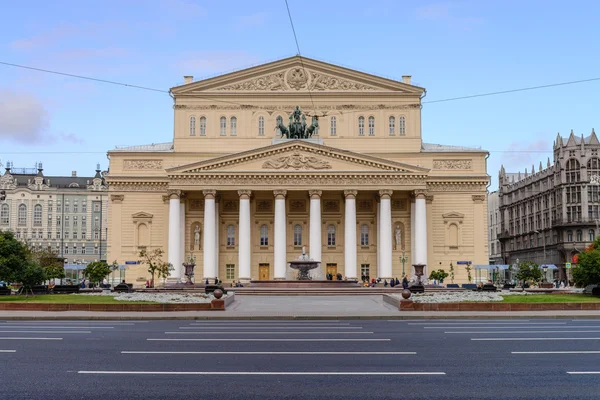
left=368, top=116, right=375, bottom=136
left=388, top=116, right=395, bottom=136
left=330, top=116, right=337, bottom=136
left=258, top=116, right=265, bottom=136
left=360, top=224, right=369, bottom=246
left=259, top=224, right=269, bottom=246
left=399, top=116, right=406, bottom=136
left=358, top=116, right=365, bottom=136
left=226, top=224, right=236, bottom=247
left=230, top=116, right=237, bottom=136
left=18, top=204, right=27, bottom=226
left=0, top=204, right=8, bottom=225
left=327, top=224, right=336, bottom=246
left=199, top=116, right=207, bottom=136
left=220, top=116, right=227, bottom=136
left=293, top=224, right=302, bottom=246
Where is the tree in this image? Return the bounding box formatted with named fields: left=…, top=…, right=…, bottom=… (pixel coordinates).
left=139, top=248, right=173, bottom=286
left=572, top=237, right=600, bottom=287
left=32, top=247, right=64, bottom=281
left=465, top=265, right=473, bottom=283
left=0, top=230, right=31, bottom=284
left=83, top=261, right=117, bottom=287
left=429, top=269, right=449, bottom=283
left=17, top=262, right=46, bottom=296
left=449, top=263, right=455, bottom=283
left=515, top=261, right=542, bottom=285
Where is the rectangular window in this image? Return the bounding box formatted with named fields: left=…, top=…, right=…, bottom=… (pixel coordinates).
left=64, top=202, right=69, bottom=212
left=220, top=118, right=226, bottom=136
left=360, top=264, right=370, bottom=279
left=82, top=202, right=87, bottom=213
left=94, top=231, right=99, bottom=240
left=64, top=246, right=69, bottom=255
left=73, top=202, right=78, bottom=213
left=226, top=264, right=235, bottom=280
left=73, top=231, right=77, bottom=239
left=94, top=203, right=100, bottom=212
left=330, top=116, right=336, bottom=136
left=81, top=246, right=86, bottom=255
left=47, top=231, right=52, bottom=239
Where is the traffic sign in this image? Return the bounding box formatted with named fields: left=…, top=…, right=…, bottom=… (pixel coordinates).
left=565, top=262, right=572, bottom=269
left=456, top=261, right=472, bottom=265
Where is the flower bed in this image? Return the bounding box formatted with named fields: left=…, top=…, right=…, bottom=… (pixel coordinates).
left=79, top=292, right=228, bottom=304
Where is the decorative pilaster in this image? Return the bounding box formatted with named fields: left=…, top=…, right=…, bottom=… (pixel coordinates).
left=238, top=190, right=252, bottom=281
left=378, top=189, right=393, bottom=279
left=308, top=190, right=322, bottom=272
left=344, top=190, right=358, bottom=279
left=273, top=190, right=288, bottom=280
left=179, top=193, right=186, bottom=281
left=203, top=189, right=217, bottom=279
left=376, top=197, right=381, bottom=279
left=167, top=189, right=182, bottom=279
left=414, top=189, right=428, bottom=274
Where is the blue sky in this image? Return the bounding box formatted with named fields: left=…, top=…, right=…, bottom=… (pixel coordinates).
left=1, top=0, right=598, bottom=188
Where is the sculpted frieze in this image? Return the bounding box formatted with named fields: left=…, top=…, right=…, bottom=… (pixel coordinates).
left=175, top=103, right=420, bottom=111
left=262, top=152, right=332, bottom=170
left=170, top=174, right=425, bottom=187
left=427, top=182, right=487, bottom=192
left=106, top=182, right=168, bottom=192
left=123, top=160, right=163, bottom=170
left=433, top=160, right=472, bottom=170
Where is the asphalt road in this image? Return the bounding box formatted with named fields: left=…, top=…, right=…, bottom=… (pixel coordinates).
left=1, top=318, right=600, bottom=399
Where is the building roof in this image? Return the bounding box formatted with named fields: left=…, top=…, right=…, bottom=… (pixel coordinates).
left=421, top=143, right=486, bottom=153
left=109, top=142, right=174, bottom=153
left=9, top=173, right=94, bottom=189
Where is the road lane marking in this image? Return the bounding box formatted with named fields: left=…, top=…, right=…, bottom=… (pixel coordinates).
left=423, top=325, right=572, bottom=329
left=0, top=326, right=113, bottom=329
left=567, top=371, right=600, bottom=374
left=389, top=319, right=531, bottom=322
left=446, top=330, right=600, bottom=334
left=121, top=351, right=417, bottom=355
left=78, top=371, right=443, bottom=376
left=180, top=326, right=363, bottom=330
left=0, top=330, right=91, bottom=334
left=412, top=322, right=567, bottom=325
left=0, top=337, right=63, bottom=340
left=513, top=351, right=600, bottom=354
left=0, top=350, right=16, bottom=352
left=472, top=338, right=600, bottom=341
left=148, top=338, right=390, bottom=342
left=165, top=331, right=374, bottom=335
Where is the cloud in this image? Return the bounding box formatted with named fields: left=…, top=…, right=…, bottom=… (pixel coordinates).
left=500, top=137, right=551, bottom=170
left=416, top=2, right=484, bottom=30
left=58, top=132, right=86, bottom=145
left=173, top=51, right=262, bottom=77
left=0, top=90, right=49, bottom=144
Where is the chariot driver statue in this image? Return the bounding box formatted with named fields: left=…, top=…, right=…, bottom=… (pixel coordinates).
left=277, top=106, right=319, bottom=139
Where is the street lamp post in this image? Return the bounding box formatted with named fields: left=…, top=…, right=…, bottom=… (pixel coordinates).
left=399, top=250, right=408, bottom=277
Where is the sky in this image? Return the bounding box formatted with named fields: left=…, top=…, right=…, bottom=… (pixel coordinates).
left=0, top=0, right=599, bottom=189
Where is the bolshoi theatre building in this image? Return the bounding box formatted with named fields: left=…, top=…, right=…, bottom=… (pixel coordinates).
left=105, top=56, right=489, bottom=285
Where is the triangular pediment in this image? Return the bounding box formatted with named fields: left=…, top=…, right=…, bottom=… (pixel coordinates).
left=167, top=140, right=429, bottom=175
left=171, top=56, right=424, bottom=94
left=132, top=212, right=153, bottom=219
left=442, top=211, right=465, bottom=219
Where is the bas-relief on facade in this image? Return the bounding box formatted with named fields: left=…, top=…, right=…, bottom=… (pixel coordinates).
left=105, top=56, right=489, bottom=285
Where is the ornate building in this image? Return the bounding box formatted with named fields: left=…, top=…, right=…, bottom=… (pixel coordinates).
left=106, top=56, right=489, bottom=285
left=0, top=163, right=108, bottom=263
left=497, top=129, right=599, bottom=280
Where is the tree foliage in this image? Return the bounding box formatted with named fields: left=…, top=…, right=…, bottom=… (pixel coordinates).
left=32, top=247, right=65, bottom=281
left=572, top=237, right=600, bottom=287
left=465, top=265, right=473, bottom=283
left=429, top=269, right=449, bottom=283
left=83, top=261, right=117, bottom=285
left=449, top=263, right=455, bottom=283
left=139, top=248, right=173, bottom=285
left=515, top=261, right=542, bottom=284
left=0, top=230, right=46, bottom=295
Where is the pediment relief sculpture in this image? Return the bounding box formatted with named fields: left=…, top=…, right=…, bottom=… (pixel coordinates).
left=214, top=68, right=379, bottom=92
left=262, top=151, right=332, bottom=170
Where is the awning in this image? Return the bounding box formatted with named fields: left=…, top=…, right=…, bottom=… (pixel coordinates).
left=540, top=264, right=558, bottom=269
left=475, top=265, right=510, bottom=270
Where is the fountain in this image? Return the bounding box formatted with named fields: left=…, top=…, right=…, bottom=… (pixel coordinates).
left=288, top=247, right=320, bottom=280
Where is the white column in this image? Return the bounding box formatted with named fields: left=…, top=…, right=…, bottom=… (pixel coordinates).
left=238, top=190, right=252, bottom=281
left=203, top=189, right=216, bottom=280
left=179, top=196, right=185, bottom=281
left=415, top=190, right=428, bottom=267
left=309, top=190, right=322, bottom=267
left=273, top=190, right=287, bottom=280
left=167, top=190, right=181, bottom=279
left=214, top=198, right=219, bottom=278
left=410, top=200, right=415, bottom=276
left=379, top=190, right=393, bottom=279
left=344, top=190, right=358, bottom=279
left=376, top=200, right=381, bottom=279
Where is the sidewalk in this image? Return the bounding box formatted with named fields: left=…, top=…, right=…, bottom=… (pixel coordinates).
left=2, top=295, right=600, bottom=320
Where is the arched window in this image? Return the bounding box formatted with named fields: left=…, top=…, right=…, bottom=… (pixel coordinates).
left=399, top=116, right=406, bottom=136
left=260, top=224, right=268, bottom=246
left=189, top=116, right=196, bottom=136
left=226, top=224, right=235, bottom=246
left=327, top=224, right=336, bottom=246
left=220, top=117, right=227, bottom=136
left=330, top=116, right=337, bottom=136
left=566, top=158, right=580, bottom=183
left=589, top=229, right=595, bottom=241
left=230, top=116, right=237, bottom=136
left=567, top=230, right=573, bottom=241
left=358, top=117, right=365, bottom=136
left=388, top=116, right=395, bottom=136
left=199, top=117, right=206, bottom=136
left=577, top=229, right=583, bottom=241
left=138, top=223, right=149, bottom=246
left=18, top=204, right=27, bottom=226
left=33, top=204, right=42, bottom=226
left=293, top=224, right=302, bottom=246
left=368, top=116, right=375, bottom=136
left=258, top=116, right=265, bottom=136
left=449, top=224, right=459, bottom=247
left=360, top=224, right=369, bottom=246
left=0, top=204, right=8, bottom=225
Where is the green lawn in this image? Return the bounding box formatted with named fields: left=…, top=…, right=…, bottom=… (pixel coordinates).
left=0, top=294, right=156, bottom=304
left=502, top=294, right=600, bottom=303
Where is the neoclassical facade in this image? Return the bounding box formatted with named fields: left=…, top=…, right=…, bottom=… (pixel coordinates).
left=106, top=56, right=489, bottom=285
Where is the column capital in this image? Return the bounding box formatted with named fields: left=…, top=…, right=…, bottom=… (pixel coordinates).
left=202, top=189, right=217, bottom=199
left=238, top=189, right=252, bottom=200
left=273, top=189, right=287, bottom=199
left=308, top=190, right=322, bottom=199
left=167, top=189, right=181, bottom=199
left=414, top=189, right=428, bottom=199
left=344, top=189, right=358, bottom=199
left=378, top=189, right=393, bottom=199
left=472, top=194, right=486, bottom=204
left=426, top=194, right=434, bottom=204
left=179, top=192, right=187, bottom=202
left=110, top=194, right=124, bottom=203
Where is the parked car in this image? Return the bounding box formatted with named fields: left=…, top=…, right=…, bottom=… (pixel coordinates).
left=0, top=281, right=7, bottom=287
